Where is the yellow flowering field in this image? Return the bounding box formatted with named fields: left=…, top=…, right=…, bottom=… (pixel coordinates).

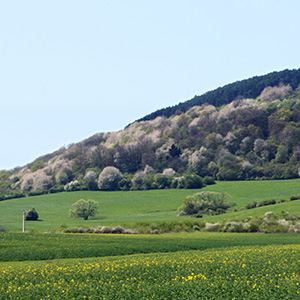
left=1, top=244, right=300, bottom=299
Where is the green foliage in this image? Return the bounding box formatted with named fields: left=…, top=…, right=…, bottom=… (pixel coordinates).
left=168, top=144, right=182, bottom=157
left=290, top=194, right=300, bottom=201
left=0, top=170, right=14, bottom=195
left=69, top=199, right=98, bottom=220
left=178, top=191, right=234, bottom=216
left=257, top=199, right=276, bottom=207
left=30, top=160, right=45, bottom=173
left=203, top=176, right=215, bottom=185
left=154, top=174, right=172, bottom=189
left=183, top=174, right=204, bottom=189
left=27, top=190, right=48, bottom=197
left=49, top=186, right=65, bottom=194
left=25, top=208, right=39, bottom=221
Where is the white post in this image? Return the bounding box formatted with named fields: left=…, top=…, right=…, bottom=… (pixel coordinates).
left=22, top=210, right=26, bottom=233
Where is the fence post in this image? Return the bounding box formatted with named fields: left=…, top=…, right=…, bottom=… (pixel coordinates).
left=22, top=210, right=26, bottom=233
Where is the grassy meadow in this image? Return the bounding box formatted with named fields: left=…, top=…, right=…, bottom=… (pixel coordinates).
left=1, top=179, right=300, bottom=299
left=1, top=178, right=300, bottom=232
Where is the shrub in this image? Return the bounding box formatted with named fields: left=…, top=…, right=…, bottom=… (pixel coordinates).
left=257, top=199, right=276, bottom=207
left=83, top=171, right=98, bottom=190
left=0, top=225, right=6, bottom=232
left=203, top=176, right=215, bottom=185
left=223, top=222, right=246, bottom=233
left=97, top=166, right=123, bottom=191
left=183, top=174, right=204, bottom=189
left=28, top=190, right=48, bottom=197
left=290, top=194, right=300, bottom=201
left=55, top=168, right=73, bottom=185
left=49, top=186, right=65, bottom=194
left=26, top=208, right=39, bottom=221
left=154, top=174, right=172, bottom=189
left=246, top=201, right=257, bottom=209
left=163, top=168, right=176, bottom=176
left=248, top=222, right=259, bottom=232
left=131, top=171, right=147, bottom=190
left=119, top=177, right=132, bottom=191
left=5, top=192, right=26, bottom=200
left=20, top=175, right=34, bottom=191
left=178, top=191, right=234, bottom=216
left=64, top=180, right=80, bottom=192
left=33, top=174, right=52, bottom=191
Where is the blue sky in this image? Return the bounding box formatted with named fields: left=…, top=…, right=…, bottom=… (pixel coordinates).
left=1, top=0, right=300, bottom=170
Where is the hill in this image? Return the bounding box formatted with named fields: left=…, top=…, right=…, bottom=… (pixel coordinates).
left=1, top=68, right=300, bottom=197
left=134, top=68, right=300, bottom=122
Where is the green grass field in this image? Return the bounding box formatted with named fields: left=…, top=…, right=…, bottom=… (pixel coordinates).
left=2, top=179, right=300, bottom=299
left=1, top=179, right=300, bottom=232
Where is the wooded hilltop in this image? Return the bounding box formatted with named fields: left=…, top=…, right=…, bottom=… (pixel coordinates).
left=1, top=68, right=300, bottom=198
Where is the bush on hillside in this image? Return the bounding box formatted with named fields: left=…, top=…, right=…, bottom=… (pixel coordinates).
left=26, top=208, right=39, bottom=221
left=49, top=186, right=65, bottom=194
left=64, top=180, right=80, bottom=191
left=290, top=194, right=300, bottom=201
left=28, top=190, right=48, bottom=197
left=83, top=171, right=98, bottom=190
left=154, top=174, right=172, bottom=189
left=203, top=176, right=215, bottom=185
left=178, top=191, right=234, bottom=216
left=30, top=160, right=45, bottom=173
left=97, top=166, right=123, bottom=191
left=183, top=174, right=204, bottom=189
left=55, top=168, right=74, bottom=185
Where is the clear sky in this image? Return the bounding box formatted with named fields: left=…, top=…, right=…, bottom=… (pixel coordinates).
left=1, top=0, right=300, bottom=170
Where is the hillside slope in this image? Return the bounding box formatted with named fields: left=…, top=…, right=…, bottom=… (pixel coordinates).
left=135, top=68, right=300, bottom=123
left=1, top=68, right=300, bottom=196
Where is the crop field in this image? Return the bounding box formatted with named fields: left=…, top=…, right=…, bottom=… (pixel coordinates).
left=1, top=244, right=300, bottom=299
left=1, top=179, right=300, bottom=232
left=1, top=179, right=300, bottom=299
left=1, top=232, right=300, bottom=262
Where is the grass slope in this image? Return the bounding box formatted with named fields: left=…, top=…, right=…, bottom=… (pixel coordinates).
left=1, top=179, right=300, bottom=232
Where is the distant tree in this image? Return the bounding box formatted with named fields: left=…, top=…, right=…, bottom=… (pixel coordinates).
left=55, top=168, right=74, bottom=185
left=275, top=145, right=288, bottom=163
left=69, top=199, right=98, bottom=220
left=131, top=171, right=147, bottom=190
left=154, top=174, right=172, bottom=189
left=83, top=171, right=98, bottom=190
left=169, top=144, right=182, bottom=157
left=97, top=166, right=123, bottom=191
left=26, top=208, right=39, bottom=221
left=31, top=160, right=45, bottom=173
